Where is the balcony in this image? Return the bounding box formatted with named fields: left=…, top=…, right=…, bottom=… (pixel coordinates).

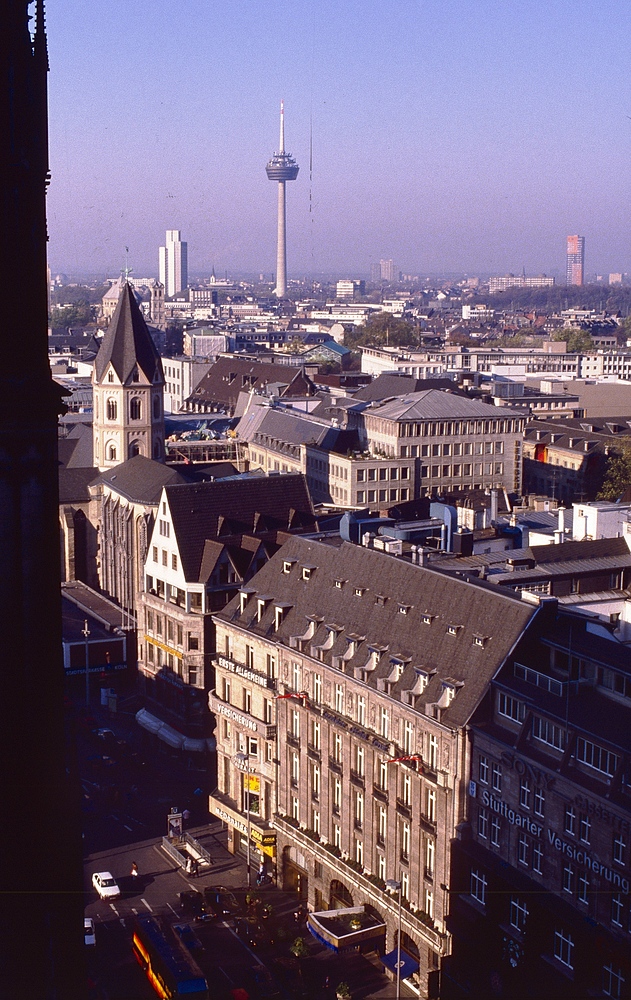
left=396, top=798, right=412, bottom=818
left=286, top=732, right=300, bottom=749
left=373, top=784, right=388, bottom=803
left=273, top=814, right=445, bottom=949
left=350, top=769, right=365, bottom=789
left=307, top=743, right=321, bottom=761
left=328, top=756, right=342, bottom=774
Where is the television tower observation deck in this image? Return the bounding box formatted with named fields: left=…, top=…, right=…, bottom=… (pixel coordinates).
left=266, top=101, right=299, bottom=298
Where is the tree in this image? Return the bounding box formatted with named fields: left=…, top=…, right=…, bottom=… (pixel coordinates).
left=597, top=442, right=631, bottom=501
left=344, top=311, right=417, bottom=349
left=552, top=327, right=594, bottom=353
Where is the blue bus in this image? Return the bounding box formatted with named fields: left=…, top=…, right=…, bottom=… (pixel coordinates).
left=132, top=915, right=209, bottom=999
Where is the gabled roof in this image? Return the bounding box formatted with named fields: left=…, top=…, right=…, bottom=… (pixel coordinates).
left=59, top=466, right=99, bottom=504
left=215, top=536, right=537, bottom=728
left=94, top=455, right=190, bottom=505
left=94, top=282, right=163, bottom=385
left=189, top=356, right=316, bottom=413
left=353, top=374, right=462, bottom=402
left=164, top=474, right=317, bottom=582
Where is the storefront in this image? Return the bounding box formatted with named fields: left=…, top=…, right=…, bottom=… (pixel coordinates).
left=208, top=796, right=277, bottom=869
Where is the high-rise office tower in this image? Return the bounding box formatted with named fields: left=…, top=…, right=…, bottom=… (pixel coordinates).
left=159, top=229, right=188, bottom=297
left=0, top=0, right=85, bottom=993
left=371, top=259, right=397, bottom=283
left=266, top=101, right=299, bottom=298
left=566, top=235, right=585, bottom=286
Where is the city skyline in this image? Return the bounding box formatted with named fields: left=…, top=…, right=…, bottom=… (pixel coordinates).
left=45, top=0, right=631, bottom=277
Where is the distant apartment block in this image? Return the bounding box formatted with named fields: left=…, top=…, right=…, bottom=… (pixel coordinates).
left=336, top=279, right=365, bottom=301
left=566, top=234, right=585, bottom=286
left=162, top=357, right=213, bottom=414
left=371, top=259, right=397, bottom=283
left=360, top=345, right=580, bottom=378
left=488, top=274, right=555, bottom=294
left=159, top=230, right=188, bottom=297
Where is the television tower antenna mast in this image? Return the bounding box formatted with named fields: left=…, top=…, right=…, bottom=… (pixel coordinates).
left=266, top=100, right=299, bottom=298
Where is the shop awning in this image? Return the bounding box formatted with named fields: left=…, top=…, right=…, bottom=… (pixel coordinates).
left=135, top=708, right=188, bottom=749
left=135, top=708, right=162, bottom=734
left=182, top=737, right=207, bottom=753
left=382, top=948, right=419, bottom=981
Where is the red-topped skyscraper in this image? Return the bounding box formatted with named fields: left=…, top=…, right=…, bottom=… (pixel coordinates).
left=266, top=101, right=299, bottom=298
left=566, top=234, right=585, bottom=286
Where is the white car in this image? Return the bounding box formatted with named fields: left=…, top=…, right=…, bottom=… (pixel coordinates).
left=92, top=871, right=120, bottom=900
left=84, top=917, right=96, bottom=946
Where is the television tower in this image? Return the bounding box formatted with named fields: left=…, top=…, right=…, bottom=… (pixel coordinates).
left=266, top=101, right=299, bottom=298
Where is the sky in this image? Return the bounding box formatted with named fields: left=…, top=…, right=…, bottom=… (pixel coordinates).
left=45, top=0, right=631, bottom=280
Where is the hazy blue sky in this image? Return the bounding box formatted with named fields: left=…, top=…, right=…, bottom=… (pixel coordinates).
left=45, top=0, right=630, bottom=279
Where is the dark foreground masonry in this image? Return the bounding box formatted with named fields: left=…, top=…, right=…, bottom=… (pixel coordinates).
left=0, top=2, right=85, bottom=995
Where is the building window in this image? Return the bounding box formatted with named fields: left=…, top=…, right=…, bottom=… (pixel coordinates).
left=611, top=893, right=624, bottom=927
left=334, top=732, right=342, bottom=763
left=311, top=720, right=321, bottom=750
left=426, top=788, right=436, bottom=823
left=553, top=929, right=574, bottom=969
left=335, top=684, right=344, bottom=714
left=402, top=772, right=411, bottom=806
left=428, top=734, right=438, bottom=770
left=356, top=745, right=365, bottom=777
left=562, top=864, right=574, bottom=894
left=291, top=710, right=300, bottom=739
left=312, top=810, right=320, bottom=835
left=313, top=673, right=322, bottom=704
left=491, top=763, right=501, bottom=792
left=519, top=779, right=531, bottom=810
left=291, top=753, right=300, bottom=785
left=403, top=721, right=413, bottom=753
left=425, top=889, right=433, bottom=919
left=334, top=823, right=341, bottom=849
left=534, top=787, right=545, bottom=817
left=564, top=806, right=576, bottom=836
left=613, top=834, right=626, bottom=866
left=518, top=834, right=529, bottom=866
left=378, top=759, right=388, bottom=790
left=401, top=872, right=409, bottom=901
left=603, top=964, right=625, bottom=999
left=532, top=716, right=565, bottom=751
left=378, top=806, right=387, bottom=843
left=577, top=870, right=589, bottom=904
left=470, top=869, right=487, bottom=905
left=576, top=737, right=618, bottom=777
left=378, top=854, right=386, bottom=881
left=498, top=692, right=526, bottom=723
left=152, top=546, right=158, bottom=562
left=532, top=841, right=543, bottom=874
left=106, top=398, right=117, bottom=420
left=292, top=797, right=299, bottom=822
left=479, top=755, right=489, bottom=784
left=579, top=813, right=591, bottom=844
left=510, top=896, right=528, bottom=932
left=491, top=816, right=501, bottom=847
left=130, top=397, right=141, bottom=420
left=312, top=764, right=321, bottom=798
left=356, top=695, right=366, bottom=726
left=380, top=707, right=390, bottom=738
left=478, top=807, right=488, bottom=840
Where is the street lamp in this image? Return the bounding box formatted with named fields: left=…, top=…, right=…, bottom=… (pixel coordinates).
left=235, top=751, right=252, bottom=888
left=386, top=879, right=402, bottom=1000
left=82, top=619, right=90, bottom=706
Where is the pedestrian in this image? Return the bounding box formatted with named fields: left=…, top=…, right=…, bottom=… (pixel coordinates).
left=131, top=862, right=138, bottom=878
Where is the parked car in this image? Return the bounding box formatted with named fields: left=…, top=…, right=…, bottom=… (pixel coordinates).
left=91, top=871, right=120, bottom=899
left=84, top=917, right=96, bottom=947
left=204, top=886, right=241, bottom=919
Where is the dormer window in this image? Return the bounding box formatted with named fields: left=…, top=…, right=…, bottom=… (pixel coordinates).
left=354, top=587, right=365, bottom=597
left=442, top=683, right=456, bottom=705
left=473, top=635, right=488, bottom=648
left=398, top=604, right=411, bottom=615
left=447, top=625, right=462, bottom=636
left=301, top=565, right=315, bottom=581
left=423, top=615, right=435, bottom=626
left=239, top=589, right=255, bottom=614
left=282, top=560, right=295, bottom=575
left=375, top=595, right=387, bottom=607
left=334, top=579, right=345, bottom=590
left=414, top=669, right=430, bottom=693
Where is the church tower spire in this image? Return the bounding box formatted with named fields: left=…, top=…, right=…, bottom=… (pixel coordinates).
left=93, top=282, right=165, bottom=470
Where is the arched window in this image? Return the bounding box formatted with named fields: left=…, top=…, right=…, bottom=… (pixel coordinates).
left=153, top=441, right=161, bottom=459
left=132, top=367, right=139, bottom=383
left=129, top=441, right=141, bottom=458
left=107, top=444, right=117, bottom=462
left=107, top=371, right=114, bottom=383
left=106, top=398, right=117, bottom=421
left=153, top=395, right=161, bottom=419
left=130, top=398, right=141, bottom=420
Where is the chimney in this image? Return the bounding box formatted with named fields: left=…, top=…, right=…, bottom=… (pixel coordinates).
left=490, top=489, right=498, bottom=524
left=557, top=506, right=565, bottom=536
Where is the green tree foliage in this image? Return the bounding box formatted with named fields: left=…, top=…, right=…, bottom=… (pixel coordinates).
left=552, top=327, right=594, bottom=353
left=50, top=303, right=93, bottom=328
left=344, top=311, right=417, bottom=349
left=476, top=284, right=631, bottom=314
left=597, top=442, right=631, bottom=501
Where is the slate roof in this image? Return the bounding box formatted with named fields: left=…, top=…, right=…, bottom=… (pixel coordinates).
left=94, top=282, right=163, bottom=385
left=165, top=474, right=317, bottom=582
left=189, top=356, right=316, bottom=413
left=364, top=388, right=518, bottom=421
left=59, top=467, right=99, bottom=504
left=58, top=421, right=94, bottom=469
left=93, top=455, right=191, bottom=505
left=214, top=535, right=537, bottom=729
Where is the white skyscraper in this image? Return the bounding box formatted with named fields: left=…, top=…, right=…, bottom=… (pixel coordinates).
left=158, top=230, right=188, bottom=297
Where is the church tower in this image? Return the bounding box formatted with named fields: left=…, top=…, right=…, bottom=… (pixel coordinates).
left=93, top=282, right=165, bottom=471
